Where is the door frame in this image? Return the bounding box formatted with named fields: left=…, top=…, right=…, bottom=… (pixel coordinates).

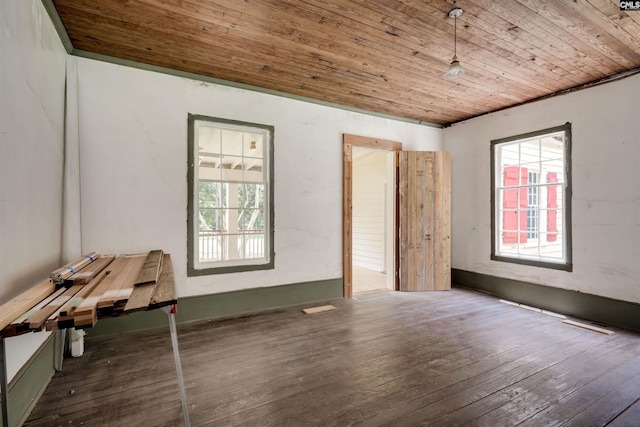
left=343, top=134, right=402, bottom=298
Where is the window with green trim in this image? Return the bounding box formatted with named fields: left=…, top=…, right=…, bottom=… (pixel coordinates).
left=491, top=123, right=572, bottom=271
left=188, top=115, right=274, bottom=276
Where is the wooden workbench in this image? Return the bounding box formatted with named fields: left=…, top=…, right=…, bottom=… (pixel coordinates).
left=0, top=251, right=189, bottom=427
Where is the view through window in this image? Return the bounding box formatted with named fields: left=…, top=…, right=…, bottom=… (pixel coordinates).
left=188, top=115, right=273, bottom=275
left=491, top=123, right=572, bottom=271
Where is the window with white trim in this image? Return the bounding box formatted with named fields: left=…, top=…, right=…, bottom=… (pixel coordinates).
left=491, top=123, right=572, bottom=271
left=187, top=115, right=274, bottom=276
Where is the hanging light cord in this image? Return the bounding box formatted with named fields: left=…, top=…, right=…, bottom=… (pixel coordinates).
left=453, top=14, right=457, bottom=57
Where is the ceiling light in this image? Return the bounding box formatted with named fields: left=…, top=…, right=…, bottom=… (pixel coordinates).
left=445, top=8, right=465, bottom=80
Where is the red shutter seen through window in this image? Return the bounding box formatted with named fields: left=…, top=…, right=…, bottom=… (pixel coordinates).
left=502, top=166, right=528, bottom=244
left=547, top=172, right=558, bottom=242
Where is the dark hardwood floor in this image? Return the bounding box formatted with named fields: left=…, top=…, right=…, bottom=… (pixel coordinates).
left=25, top=288, right=640, bottom=426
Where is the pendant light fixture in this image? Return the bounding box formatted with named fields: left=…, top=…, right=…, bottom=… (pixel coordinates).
left=445, top=8, right=465, bottom=80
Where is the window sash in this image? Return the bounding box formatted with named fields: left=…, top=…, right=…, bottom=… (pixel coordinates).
left=187, top=115, right=274, bottom=276
left=490, top=123, right=572, bottom=272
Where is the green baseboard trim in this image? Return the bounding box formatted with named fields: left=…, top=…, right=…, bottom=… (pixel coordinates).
left=1, top=334, right=56, bottom=427
left=452, top=268, right=640, bottom=333
left=86, top=278, right=343, bottom=338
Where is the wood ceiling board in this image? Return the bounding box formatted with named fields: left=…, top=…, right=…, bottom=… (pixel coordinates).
left=52, top=0, right=640, bottom=125
left=50, top=2, right=556, bottom=118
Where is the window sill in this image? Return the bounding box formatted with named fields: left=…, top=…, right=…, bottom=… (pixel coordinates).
left=491, top=254, right=573, bottom=272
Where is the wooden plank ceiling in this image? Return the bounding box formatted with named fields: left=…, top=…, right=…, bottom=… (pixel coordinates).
left=52, top=0, right=640, bottom=126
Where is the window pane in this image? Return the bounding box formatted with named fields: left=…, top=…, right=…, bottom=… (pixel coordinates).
left=198, top=125, right=222, bottom=154
left=220, top=129, right=243, bottom=156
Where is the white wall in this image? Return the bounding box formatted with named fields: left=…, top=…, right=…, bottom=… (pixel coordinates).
left=0, top=0, right=66, bottom=381
left=444, top=74, right=640, bottom=304
left=75, top=58, right=442, bottom=298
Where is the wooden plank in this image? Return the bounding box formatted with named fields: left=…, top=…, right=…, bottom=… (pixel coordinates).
left=342, top=139, right=353, bottom=298
left=96, top=255, right=146, bottom=316
left=52, top=264, right=115, bottom=330
left=562, top=319, right=615, bottom=335
left=0, top=279, right=56, bottom=331
left=73, top=313, right=98, bottom=329
left=433, top=151, right=451, bottom=290
left=50, top=251, right=100, bottom=284
left=422, top=152, right=434, bottom=291
left=398, top=151, right=409, bottom=291
left=2, top=287, right=67, bottom=337
left=517, top=355, right=640, bottom=426
left=606, top=391, right=640, bottom=427
left=73, top=257, right=130, bottom=327
left=60, top=256, right=115, bottom=316
left=123, top=282, right=156, bottom=313
left=303, top=305, right=336, bottom=314
left=27, top=284, right=85, bottom=330
left=148, top=254, right=177, bottom=309
left=343, top=134, right=402, bottom=152
left=66, top=254, right=115, bottom=285
left=407, top=151, right=417, bottom=291
left=134, top=249, right=164, bottom=286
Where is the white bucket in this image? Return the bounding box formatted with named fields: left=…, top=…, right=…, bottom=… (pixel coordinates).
left=70, top=329, right=86, bottom=357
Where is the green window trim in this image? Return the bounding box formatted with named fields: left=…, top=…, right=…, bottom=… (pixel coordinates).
left=187, top=114, right=275, bottom=276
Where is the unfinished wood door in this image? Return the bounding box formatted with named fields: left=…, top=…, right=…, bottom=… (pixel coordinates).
left=399, top=151, right=451, bottom=291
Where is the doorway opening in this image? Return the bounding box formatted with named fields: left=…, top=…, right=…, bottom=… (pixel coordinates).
left=351, top=147, right=395, bottom=294
left=343, top=134, right=402, bottom=298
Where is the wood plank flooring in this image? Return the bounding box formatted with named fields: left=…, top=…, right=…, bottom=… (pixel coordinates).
left=24, top=288, right=640, bottom=426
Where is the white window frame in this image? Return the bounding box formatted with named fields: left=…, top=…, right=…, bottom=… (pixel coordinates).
left=490, top=123, right=572, bottom=272
left=527, top=171, right=539, bottom=240
left=187, top=114, right=274, bottom=276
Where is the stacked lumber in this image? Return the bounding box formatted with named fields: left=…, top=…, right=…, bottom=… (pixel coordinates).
left=1, top=250, right=177, bottom=338
left=0, top=280, right=56, bottom=334
left=50, top=252, right=100, bottom=286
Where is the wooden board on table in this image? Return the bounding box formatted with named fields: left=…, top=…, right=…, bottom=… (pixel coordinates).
left=129, top=254, right=176, bottom=312
left=96, top=255, right=146, bottom=316
left=50, top=264, right=114, bottom=330
left=66, top=255, right=115, bottom=285
left=59, top=256, right=115, bottom=317
left=50, top=251, right=99, bottom=284
left=149, top=254, right=176, bottom=309
left=27, top=284, right=85, bottom=330
left=0, top=279, right=56, bottom=331
left=73, top=257, right=130, bottom=328
left=2, top=287, right=66, bottom=337
left=134, top=249, right=164, bottom=286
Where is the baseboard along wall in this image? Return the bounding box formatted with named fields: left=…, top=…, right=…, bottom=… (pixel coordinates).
left=86, top=278, right=344, bottom=338
left=452, top=268, right=640, bottom=333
